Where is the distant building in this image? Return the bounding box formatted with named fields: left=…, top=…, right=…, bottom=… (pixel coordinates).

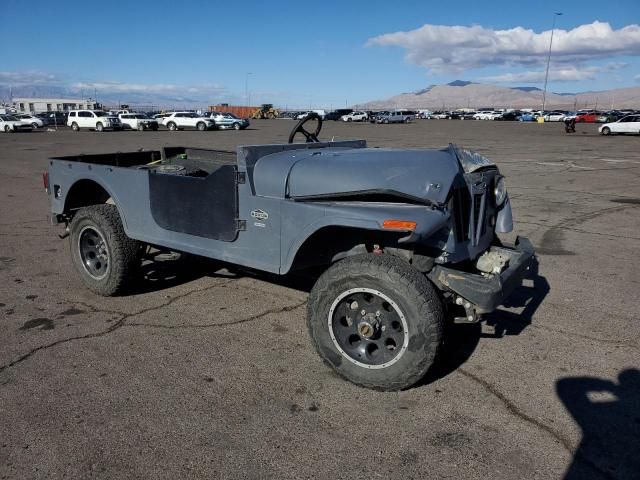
left=12, top=97, right=97, bottom=113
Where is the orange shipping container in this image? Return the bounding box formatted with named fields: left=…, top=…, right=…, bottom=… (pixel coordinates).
left=209, top=105, right=257, bottom=118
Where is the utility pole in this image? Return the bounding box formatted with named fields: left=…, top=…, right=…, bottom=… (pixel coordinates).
left=245, top=72, right=252, bottom=107
left=542, top=12, right=562, bottom=112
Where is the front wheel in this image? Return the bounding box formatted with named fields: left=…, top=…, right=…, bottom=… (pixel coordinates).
left=71, top=122, right=80, bottom=131
left=307, top=254, right=444, bottom=391
left=96, top=122, right=104, bottom=132
left=233, top=122, right=241, bottom=130
left=601, top=127, right=611, bottom=135
left=32, top=122, right=39, bottom=128
left=167, top=122, right=177, bottom=131
left=69, top=205, right=140, bottom=296
left=4, top=125, right=11, bottom=133
left=138, top=123, right=145, bottom=131
left=197, top=122, right=207, bottom=131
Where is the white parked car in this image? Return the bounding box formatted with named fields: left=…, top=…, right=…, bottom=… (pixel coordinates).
left=15, top=113, right=44, bottom=128
left=296, top=110, right=326, bottom=120
left=599, top=115, right=640, bottom=135
left=482, top=111, right=503, bottom=120
left=153, top=113, right=171, bottom=124
left=162, top=112, right=215, bottom=131
left=0, top=114, right=33, bottom=132
left=473, top=111, right=494, bottom=120
left=341, top=111, right=368, bottom=122
left=543, top=111, right=566, bottom=122
left=118, top=113, right=159, bottom=131
left=67, top=110, right=122, bottom=131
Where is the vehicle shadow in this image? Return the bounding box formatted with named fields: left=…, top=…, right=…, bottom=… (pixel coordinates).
left=127, top=251, right=243, bottom=295
left=557, top=369, right=640, bottom=479
left=417, top=261, right=549, bottom=387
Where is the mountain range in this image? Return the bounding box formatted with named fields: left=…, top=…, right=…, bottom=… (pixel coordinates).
left=360, top=81, right=640, bottom=110
left=2, top=80, right=639, bottom=111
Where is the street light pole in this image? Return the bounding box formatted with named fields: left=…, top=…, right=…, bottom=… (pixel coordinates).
left=541, top=12, right=562, bottom=112
left=245, top=72, right=252, bottom=107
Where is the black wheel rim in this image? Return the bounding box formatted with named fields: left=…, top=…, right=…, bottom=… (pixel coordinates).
left=328, top=288, right=408, bottom=369
left=78, top=226, right=109, bottom=280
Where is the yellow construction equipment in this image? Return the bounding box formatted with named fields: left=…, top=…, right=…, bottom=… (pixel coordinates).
left=252, top=104, right=280, bottom=119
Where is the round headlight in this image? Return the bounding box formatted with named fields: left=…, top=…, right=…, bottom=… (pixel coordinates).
left=494, top=176, right=507, bottom=206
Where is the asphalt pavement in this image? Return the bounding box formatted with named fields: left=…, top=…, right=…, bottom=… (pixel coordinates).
left=0, top=119, right=639, bottom=479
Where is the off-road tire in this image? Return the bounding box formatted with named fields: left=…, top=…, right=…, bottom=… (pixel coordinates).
left=71, top=122, right=80, bottom=131
left=307, top=254, right=444, bottom=391
left=69, top=204, right=140, bottom=296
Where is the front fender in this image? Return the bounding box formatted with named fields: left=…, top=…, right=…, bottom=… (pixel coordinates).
left=279, top=202, right=449, bottom=274
left=495, top=195, right=513, bottom=233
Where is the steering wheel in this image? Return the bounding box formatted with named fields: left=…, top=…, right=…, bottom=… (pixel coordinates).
left=288, top=112, right=323, bottom=143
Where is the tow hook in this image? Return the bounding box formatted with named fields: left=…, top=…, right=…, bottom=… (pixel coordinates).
left=453, top=296, right=479, bottom=324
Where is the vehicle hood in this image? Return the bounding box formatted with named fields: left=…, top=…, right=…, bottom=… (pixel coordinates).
left=253, top=146, right=473, bottom=204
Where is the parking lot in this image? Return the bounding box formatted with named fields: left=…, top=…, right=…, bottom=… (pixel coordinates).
left=0, top=120, right=638, bottom=479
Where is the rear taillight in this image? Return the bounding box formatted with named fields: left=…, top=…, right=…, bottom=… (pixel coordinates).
left=42, top=172, right=49, bottom=192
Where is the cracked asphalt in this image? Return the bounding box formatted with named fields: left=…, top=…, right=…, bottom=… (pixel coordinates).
left=1, top=120, right=639, bottom=479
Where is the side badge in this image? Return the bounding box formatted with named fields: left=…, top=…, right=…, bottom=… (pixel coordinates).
left=251, top=209, right=269, bottom=221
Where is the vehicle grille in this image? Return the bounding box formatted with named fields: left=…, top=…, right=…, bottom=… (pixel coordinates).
left=452, top=180, right=491, bottom=246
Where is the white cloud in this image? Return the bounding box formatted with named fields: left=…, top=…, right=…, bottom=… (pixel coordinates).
left=367, top=21, right=640, bottom=73
left=0, top=71, right=61, bottom=85
left=480, top=63, right=627, bottom=83
left=71, top=81, right=225, bottom=95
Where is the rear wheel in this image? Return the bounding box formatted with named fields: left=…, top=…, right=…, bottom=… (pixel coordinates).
left=197, top=122, right=207, bottom=131
left=96, top=122, right=104, bottom=132
left=307, top=254, right=444, bottom=391
left=601, top=127, right=611, bottom=135
left=69, top=204, right=140, bottom=296
left=4, top=125, right=11, bottom=133
left=71, top=122, right=80, bottom=131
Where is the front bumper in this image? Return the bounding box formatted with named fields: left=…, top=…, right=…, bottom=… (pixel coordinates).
left=428, top=236, right=536, bottom=314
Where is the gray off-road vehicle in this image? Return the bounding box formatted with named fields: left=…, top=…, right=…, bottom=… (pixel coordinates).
left=45, top=114, right=534, bottom=390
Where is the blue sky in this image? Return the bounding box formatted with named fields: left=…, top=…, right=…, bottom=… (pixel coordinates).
left=1, top=0, right=639, bottom=107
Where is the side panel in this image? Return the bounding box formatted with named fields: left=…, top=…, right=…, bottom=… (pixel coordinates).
left=49, top=161, right=282, bottom=273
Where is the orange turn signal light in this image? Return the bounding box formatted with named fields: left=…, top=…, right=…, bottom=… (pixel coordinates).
left=382, top=220, right=417, bottom=231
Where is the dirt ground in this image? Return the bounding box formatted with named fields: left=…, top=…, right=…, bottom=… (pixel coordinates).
left=0, top=119, right=638, bottom=479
